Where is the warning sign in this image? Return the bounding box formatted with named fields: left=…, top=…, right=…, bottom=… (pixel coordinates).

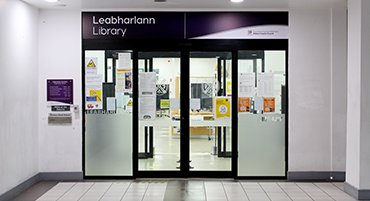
left=85, top=57, right=97, bottom=74
left=87, top=59, right=96, bottom=67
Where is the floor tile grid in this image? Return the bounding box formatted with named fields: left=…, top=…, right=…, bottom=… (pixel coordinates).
left=205, top=181, right=228, bottom=201
left=277, top=183, right=313, bottom=201
left=121, top=182, right=149, bottom=201
left=99, top=182, right=131, bottom=201
left=259, top=183, right=292, bottom=201
left=222, top=181, right=249, bottom=201
left=56, top=183, right=95, bottom=201
left=36, top=183, right=76, bottom=201
left=237, top=182, right=252, bottom=201
left=314, top=183, right=356, bottom=201
left=79, top=182, right=113, bottom=201
left=240, top=182, right=270, bottom=201
left=142, top=182, right=167, bottom=201
left=296, top=183, right=335, bottom=201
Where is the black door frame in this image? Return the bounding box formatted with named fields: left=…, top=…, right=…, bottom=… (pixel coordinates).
left=135, top=50, right=236, bottom=178
left=82, top=39, right=288, bottom=179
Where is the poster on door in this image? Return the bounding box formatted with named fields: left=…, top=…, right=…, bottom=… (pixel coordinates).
left=85, top=74, right=103, bottom=110
left=215, top=97, right=231, bottom=119
left=139, top=72, right=157, bottom=120
left=263, top=97, right=275, bottom=113
left=238, top=97, right=250, bottom=113
left=116, top=69, right=132, bottom=93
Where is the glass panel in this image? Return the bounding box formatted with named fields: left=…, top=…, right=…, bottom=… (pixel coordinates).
left=138, top=52, right=181, bottom=171
left=189, top=52, right=232, bottom=171
left=85, top=50, right=133, bottom=176
left=237, top=50, right=286, bottom=176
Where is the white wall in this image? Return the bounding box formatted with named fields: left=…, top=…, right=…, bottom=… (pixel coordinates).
left=34, top=6, right=347, bottom=175
left=331, top=1, right=347, bottom=172
left=288, top=1, right=347, bottom=173
left=289, top=8, right=332, bottom=171
left=0, top=0, right=39, bottom=195
left=38, top=10, right=82, bottom=172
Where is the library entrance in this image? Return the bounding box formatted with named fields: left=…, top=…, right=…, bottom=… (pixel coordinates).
left=82, top=12, right=288, bottom=179
left=137, top=51, right=234, bottom=177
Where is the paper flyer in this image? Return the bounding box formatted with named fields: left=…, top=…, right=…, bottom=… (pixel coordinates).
left=85, top=74, right=103, bottom=110
left=239, top=73, right=255, bottom=97
left=257, top=73, right=274, bottom=97
left=215, top=97, right=231, bottom=119
left=118, top=53, right=132, bottom=70
left=139, top=72, right=157, bottom=120
left=238, top=97, right=250, bottom=112
left=85, top=86, right=103, bottom=110
left=263, top=97, right=275, bottom=113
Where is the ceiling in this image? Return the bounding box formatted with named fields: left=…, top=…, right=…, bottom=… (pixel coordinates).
left=22, top=0, right=344, bottom=10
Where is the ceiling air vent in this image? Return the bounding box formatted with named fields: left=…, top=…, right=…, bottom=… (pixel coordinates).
left=154, top=0, right=167, bottom=2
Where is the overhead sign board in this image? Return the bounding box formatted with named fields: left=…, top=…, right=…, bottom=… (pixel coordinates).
left=82, top=12, right=288, bottom=40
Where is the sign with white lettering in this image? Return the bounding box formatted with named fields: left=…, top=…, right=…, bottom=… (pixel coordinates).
left=83, top=12, right=185, bottom=39
left=82, top=12, right=288, bottom=40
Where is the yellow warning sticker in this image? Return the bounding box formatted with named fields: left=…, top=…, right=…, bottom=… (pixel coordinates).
left=87, top=59, right=96, bottom=68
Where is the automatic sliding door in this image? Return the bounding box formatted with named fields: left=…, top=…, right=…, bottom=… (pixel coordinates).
left=237, top=50, right=286, bottom=177
left=189, top=52, right=233, bottom=171
left=138, top=52, right=181, bottom=171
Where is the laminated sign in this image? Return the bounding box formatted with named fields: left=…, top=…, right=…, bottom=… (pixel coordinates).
left=238, top=97, right=250, bottom=112
left=263, top=97, right=275, bottom=113
left=215, top=97, right=231, bottom=119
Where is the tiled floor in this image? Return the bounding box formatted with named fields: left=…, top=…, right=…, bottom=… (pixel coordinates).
left=13, top=181, right=360, bottom=201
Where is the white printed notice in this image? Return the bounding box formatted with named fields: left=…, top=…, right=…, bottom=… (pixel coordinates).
left=239, top=73, right=256, bottom=97
left=257, top=73, right=274, bottom=97
left=139, top=72, right=157, bottom=120
left=118, top=53, right=132, bottom=70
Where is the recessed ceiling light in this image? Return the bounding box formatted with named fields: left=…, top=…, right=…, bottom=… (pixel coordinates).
left=230, top=0, right=244, bottom=3
left=45, top=0, right=59, bottom=3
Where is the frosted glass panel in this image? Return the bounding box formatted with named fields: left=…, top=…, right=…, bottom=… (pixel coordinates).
left=85, top=113, right=132, bottom=176
left=238, top=113, right=285, bottom=176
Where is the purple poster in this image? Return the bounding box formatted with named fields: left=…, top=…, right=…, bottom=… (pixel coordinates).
left=47, top=79, right=73, bottom=104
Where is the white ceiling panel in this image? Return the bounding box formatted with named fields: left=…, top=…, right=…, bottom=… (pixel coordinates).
left=22, top=0, right=344, bottom=10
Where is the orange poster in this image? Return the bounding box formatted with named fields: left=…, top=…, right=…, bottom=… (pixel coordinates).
left=238, top=97, right=250, bottom=112
left=263, top=97, right=275, bottom=113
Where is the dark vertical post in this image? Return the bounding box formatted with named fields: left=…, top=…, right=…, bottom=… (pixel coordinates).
left=181, top=50, right=190, bottom=175
left=217, top=58, right=222, bottom=156
left=232, top=50, right=239, bottom=177
left=133, top=51, right=139, bottom=177
left=149, top=58, right=154, bottom=158
left=223, top=59, right=227, bottom=154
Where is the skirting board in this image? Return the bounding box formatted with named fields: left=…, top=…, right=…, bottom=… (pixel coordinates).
left=0, top=172, right=83, bottom=201
left=344, top=182, right=370, bottom=200
left=287, top=171, right=345, bottom=182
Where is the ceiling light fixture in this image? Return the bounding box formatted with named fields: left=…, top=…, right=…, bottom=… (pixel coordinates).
left=230, top=0, right=244, bottom=3
left=45, top=0, right=59, bottom=3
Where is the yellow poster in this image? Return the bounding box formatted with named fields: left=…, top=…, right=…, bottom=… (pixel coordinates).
left=263, top=97, right=275, bottom=113
left=238, top=97, right=250, bottom=112
left=160, top=99, right=170, bottom=109
left=215, top=97, right=231, bottom=119
left=89, top=89, right=102, bottom=102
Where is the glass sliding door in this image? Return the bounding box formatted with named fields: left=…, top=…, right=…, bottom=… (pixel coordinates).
left=138, top=52, right=181, bottom=171
left=237, top=50, right=286, bottom=177
left=85, top=50, right=133, bottom=176
left=189, top=52, right=233, bottom=171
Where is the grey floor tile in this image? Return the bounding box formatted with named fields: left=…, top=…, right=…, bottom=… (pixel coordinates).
left=12, top=181, right=58, bottom=201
